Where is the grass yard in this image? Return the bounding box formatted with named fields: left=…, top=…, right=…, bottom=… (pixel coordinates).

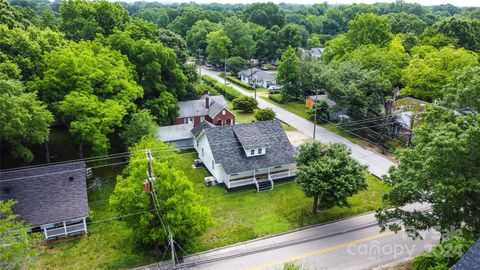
left=34, top=152, right=390, bottom=269
left=34, top=165, right=155, bottom=270
left=173, top=153, right=391, bottom=252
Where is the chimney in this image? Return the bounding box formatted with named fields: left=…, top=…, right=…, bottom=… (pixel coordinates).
left=419, top=103, right=426, bottom=112
left=205, top=94, right=210, bottom=108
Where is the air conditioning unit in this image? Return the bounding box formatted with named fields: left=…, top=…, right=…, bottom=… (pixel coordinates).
left=193, top=159, right=204, bottom=168
left=204, top=176, right=217, bottom=187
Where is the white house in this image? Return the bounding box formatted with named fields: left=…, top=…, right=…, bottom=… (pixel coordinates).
left=0, top=162, right=89, bottom=240
left=191, top=120, right=296, bottom=191
left=238, top=68, right=276, bottom=88
left=301, top=48, right=325, bottom=60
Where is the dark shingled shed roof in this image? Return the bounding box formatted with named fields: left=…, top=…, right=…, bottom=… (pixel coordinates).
left=200, top=120, right=295, bottom=175
left=451, top=239, right=480, bottom=270
left=0, top=162, right=88, bottom=227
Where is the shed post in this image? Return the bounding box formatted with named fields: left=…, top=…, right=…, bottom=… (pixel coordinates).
left=43, top=227, right=48, bottom=240
left=83, top=217, right=87, bottom=234
left=63, top=221, right=67, bottom=236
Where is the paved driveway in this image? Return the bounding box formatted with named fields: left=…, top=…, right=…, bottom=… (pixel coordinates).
left=201, top=68, right=396, bottom=178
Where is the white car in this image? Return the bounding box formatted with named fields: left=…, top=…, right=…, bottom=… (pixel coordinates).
left=268, top=85, right=283, bottom=94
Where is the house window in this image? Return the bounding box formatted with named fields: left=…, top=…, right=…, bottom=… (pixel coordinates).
left=258, top=148, right=262, bottom=154
left=184, top=117, right=194, bottom=124
left=222, top=110, right=226, bottom=115
left=200, top=116, right=205, bottom=122
left=250, top=149, right=255, bottom=155
left=216, top=120, right=222, bottom=125
left=227, top=119, right=231, bottom=125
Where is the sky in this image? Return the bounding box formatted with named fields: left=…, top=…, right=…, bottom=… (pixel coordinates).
left=116, top=0, right=480, bottom=7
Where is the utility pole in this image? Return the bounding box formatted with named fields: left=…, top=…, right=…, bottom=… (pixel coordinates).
left=197, top=48, right=203, bottom=76
left=144, top=149, right=156, bottom=213
left=224, top=56, right=227, bottom=85
left=169, top=228, right=176, bottom=267
left=254, top=74, right=257, bottom=100
left=313, top=89, right=319, bottom=140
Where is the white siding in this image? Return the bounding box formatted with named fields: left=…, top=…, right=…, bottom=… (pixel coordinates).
left=194, top=133, right=228, bottom=183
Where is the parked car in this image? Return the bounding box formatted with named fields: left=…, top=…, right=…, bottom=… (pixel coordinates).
left=205, top=62, right=212, bottom=67
left=260, top=65, right=269, bottom=70
left=268, top=85, right=283, bottom=94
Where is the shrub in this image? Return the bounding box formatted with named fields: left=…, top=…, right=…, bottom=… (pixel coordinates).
left=307, top=100, right=330, bottom=123
left=232, top=96, right=258, bottom=112
left=254, top=108, right=276, bottom=121
left=226, top=76, right=253, bottom=90
left=268, top=93, right=285, bottom=104
left=201, top=75, right=241, bottom=100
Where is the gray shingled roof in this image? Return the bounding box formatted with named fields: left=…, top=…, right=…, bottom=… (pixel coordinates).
left=0, top=162, right=88, bottom=227
left=308, top=94, right=336, bottom=107
left=451, top=239, right=480, bottom=270
left=203, top=120, right=295, bottom=174
left=157, top=123, right=194, bottom=142
left=233, top=124, right=266, bottom=150
left=207, top=101, right=226, bottom=118
left=178, top=95, right=227, bottom=118
left=238, top=68, right=276, bottom=82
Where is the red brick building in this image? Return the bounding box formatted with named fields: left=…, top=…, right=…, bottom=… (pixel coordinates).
left=174, top=94, right=235, bottom=127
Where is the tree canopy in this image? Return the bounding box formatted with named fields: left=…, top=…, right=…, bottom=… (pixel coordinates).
left=376, top=107, right=480, bottom=238
left=109, top=137, right=211, bottom=248
left=296, top=142, right=367, bottom=214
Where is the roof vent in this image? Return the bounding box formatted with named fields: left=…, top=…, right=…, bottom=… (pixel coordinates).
left=69, top=176, right=74, bottom=181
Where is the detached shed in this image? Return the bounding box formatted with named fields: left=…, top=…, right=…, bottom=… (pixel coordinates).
left=0, top=162, right=89, bottom=240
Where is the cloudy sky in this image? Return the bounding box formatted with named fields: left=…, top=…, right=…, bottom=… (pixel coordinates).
left=117, top=0, right=479, bottom=7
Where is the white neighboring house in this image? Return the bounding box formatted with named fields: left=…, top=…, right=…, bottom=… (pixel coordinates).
left=238, top=68, right=276, bottom=88
left=301, top=48, right=325, bottom=60
left=191, top=120, right=296, bottom=191
left=0, top=162, right=89, bottom=240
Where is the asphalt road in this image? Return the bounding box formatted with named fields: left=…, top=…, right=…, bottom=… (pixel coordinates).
left=200, top=68, right=395, bottom=178
left=135, top=204, right=436, bottom=270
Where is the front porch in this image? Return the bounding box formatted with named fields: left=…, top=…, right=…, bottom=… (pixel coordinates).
left=227, top=166, right=296, bottom=191
left=41, top=217, right=87, bottom=240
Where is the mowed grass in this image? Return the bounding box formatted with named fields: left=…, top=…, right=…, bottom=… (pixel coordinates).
left=173, top=153, right=391, bottom=252
left=34, top=166, right=155, bottom=270
left=35, top=153, right=390, bottom=269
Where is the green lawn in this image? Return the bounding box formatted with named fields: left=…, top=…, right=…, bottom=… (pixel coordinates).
left=35, top=165, right=155, bottom=270
left=35, top=153, right=390, bottom=269
left=173, top=153, right=391, bottom=252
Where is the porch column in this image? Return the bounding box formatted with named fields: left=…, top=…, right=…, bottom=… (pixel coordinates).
left=83, top=217, right=87, bottom=234
left=43, top=227, right=48, bottom=240
left=63, top=221, right=67, bottom=236
left=288, top=167, right=291, bottom=177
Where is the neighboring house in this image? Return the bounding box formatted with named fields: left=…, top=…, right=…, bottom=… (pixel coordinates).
left=451, top=239, right=480, bottom=270
left=305, top=94, right=335, bottom=109
left=0, top=162, right=89, bottom=240
left=305, top=94, right=347, bottom=121
left=192, top=120, right=296, bottom=191
left=392, top=97, right=428, bottom=145
left=156, top=122, right=194, bottom=149
left=173, top=94, right=235, bottom=127
left=301, top=48, right=325, bottom=60
left=238, top=68, right=276, bottom=88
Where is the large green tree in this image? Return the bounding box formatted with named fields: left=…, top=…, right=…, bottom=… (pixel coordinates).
left=401, top=46, right=479, bottom=101
left=0, top=25, right=64, bottom=80
left=386, top=12, right=426, bottom=35
left=296, top=142, right=367, bottom=214
left=109, top=137, right=211, bottom=250
left=186, top=19, right=222, bottom=52
left=120, top=109, right=157, bottom=148
left=243, top=2, right=285, bottom=29
left=135, top=7, right=170, bottom=28
left=277, top=46, right=301, bottom=100
left=31, top=41, right=142, bottom=156
left=346, top=13, right=393, bottom=49
left=206, top=29, right=231, bottom=65
left=436, top=15, right=480, bottom=52
left=224, top=16, right=256, bottom=59
left=0, top=76, right=53, bottom=162
left=444, top=66, right=480, bottom=112
left=168, top=6, right=205, bottom=36
left=0, top=200, right=42, bottom=270
left=105, top=30, right=187, bottom=100
left=60, top=0, right=129, bottom=41
left=376, top=107, right=480, bottom=238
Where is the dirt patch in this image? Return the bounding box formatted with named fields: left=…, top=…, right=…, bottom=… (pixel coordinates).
left=286, top=130, right=311, bottom=147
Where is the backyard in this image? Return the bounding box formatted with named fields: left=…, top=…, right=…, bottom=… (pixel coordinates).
left=34, top=152, right=391, bottom=269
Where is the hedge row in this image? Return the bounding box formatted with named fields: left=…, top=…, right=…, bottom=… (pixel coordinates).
left=268, top=93, right=285, bottom=104
left=201, top=75, right=242, bottom=101
left=226, top=76, right=253, bottom=90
